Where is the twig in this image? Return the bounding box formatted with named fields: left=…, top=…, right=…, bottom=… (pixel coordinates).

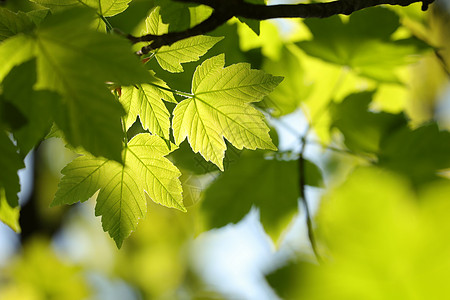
left=298, top=135, right=323, bottom=264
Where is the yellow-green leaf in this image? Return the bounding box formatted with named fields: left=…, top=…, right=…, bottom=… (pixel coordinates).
left=172, top=54, right=282, bottom=170
left=53, top=133, right=184, bottom=248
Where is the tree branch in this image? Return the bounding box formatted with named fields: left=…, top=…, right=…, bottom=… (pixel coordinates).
left=130, top=0, right=434, bottom=54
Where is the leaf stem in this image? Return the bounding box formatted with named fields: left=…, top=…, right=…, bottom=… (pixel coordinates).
left=100, top=15, right=113, bottom=32
left=298, top=135, right=323, bottom=264
left=148, top=82, right=193, bottom=99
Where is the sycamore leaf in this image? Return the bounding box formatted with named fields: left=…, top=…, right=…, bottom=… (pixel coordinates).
left=31, top=0, right=132, bottom=17
left=172, top=54, right=282, bottom=170
left=140, top=6, right=168, bottom=36
left=120, top=75, right=176, bottom=139
left=155, top=36, right=224, bottom=73
left=0, top=188, right=21, bottom=233
left=140, top=7, right=223, bottom=73
left=0, top=131, right=24, bottom=208
left=0, top=7, right=154, bottom=162
left=53, top=133, right=184, bottom=247
left=0, top=8, right=35, bottom=42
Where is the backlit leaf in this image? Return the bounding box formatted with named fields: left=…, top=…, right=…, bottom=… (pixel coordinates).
left=0, top=188, right=21, bottom=233
left=120, top=75, right=176, bottom=139
left=2, top=59, right=60, bottom=155
left=53, top=133, right=184, bottom=247
left=172, top=54, right=282, bottom=170
left=31, top=0, right=132, bottom=17
left=139, top=7, right=223, bottom=73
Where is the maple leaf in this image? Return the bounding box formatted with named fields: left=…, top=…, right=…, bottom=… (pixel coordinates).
left=120, top=75, right=176, bottom=140
left=172, top=54, right=283, bottom=170
left=53, top=133, right=185, bottom=248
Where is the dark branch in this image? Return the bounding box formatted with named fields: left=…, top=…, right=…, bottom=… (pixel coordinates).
left=131, top=10, right=232, bottom=55
left=129, top=0, right=434, bottom=54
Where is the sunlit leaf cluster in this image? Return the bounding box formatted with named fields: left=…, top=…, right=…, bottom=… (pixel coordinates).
left=1, top=0, right=449, bottom=298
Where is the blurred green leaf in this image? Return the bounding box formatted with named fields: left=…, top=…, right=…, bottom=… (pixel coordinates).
left=2, top=59, right=60, bottom=155
left=269, top=167, right=450, bottom=299
left=379, top=123, right=450, bottom=184
left=0, top=131, right=23, bottom=207
left=1, top=238, right=91, bottom=300
left=262, top=45, right=312, bottom=116
left=26, top=9, right=51, bottom=25
left=31, top=0, right=131, bottom=16
left=201, top=151, right=322, bottom=240
left=0, top=188, right=21, bottom=232
left=0, top=7, right=154, bottom=161
left=330, top=91, right=406, bottom=153
left=0, top=7, right=34, bottom=41
left=298, top=7, right=428, bottom=83
left=0, top=97, right=28, bottom=131
left=237, top=0, right=266, bottom=35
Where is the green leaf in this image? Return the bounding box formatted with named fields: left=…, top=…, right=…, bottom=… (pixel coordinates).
left=189, top=5, right=213, bottom=27
left=172, top=54, right=282, bottom=170
left=279, top=167, right=450, bottom=299
left=81, top=0, right=132, bottom=17
left=237, top=0, right=266, bottom=35
left=0, top=131, right=24, bottom=207
left=261, top=45, right=312, bottom=116
left=0, top=7, right=155, bottom=161
left=0, top=8, right=35, bottom=42
left=53, top=133, right=184, bottom=247
left=297, top=7, right=427, bottom=83
left=0, top=188, right=21, bottom=233
left=330, top=91, right=406, bottom=154
left=139, top=7, right=223, bottom=73
left=0, top=34, right=35, bottom=82
left=31, top=0, right=132, bottom=17
left=26, top=9, right=51, bottom=25
left=378, top=123, right=450, bottom=184
left=201, top=151, right=322, bottom=240
left=0, top=97, right=28, bottom=131
left=154, top=0, right=192, bottom=32
left=155, top=35, right=224, bottom=73
left=2, top=59, right=60, bottom=155
left=120, top=77, right=176, bottom=139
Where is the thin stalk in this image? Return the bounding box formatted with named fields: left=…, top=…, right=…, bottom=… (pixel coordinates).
left=148, top=82, right=193, bottom=99
left=298, top=136, right=323, bottom=264
left=100, top=15, right=113, bottom=32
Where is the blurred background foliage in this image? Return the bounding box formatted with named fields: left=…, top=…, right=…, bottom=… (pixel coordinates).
left=0, top=0, right=450, bottom=299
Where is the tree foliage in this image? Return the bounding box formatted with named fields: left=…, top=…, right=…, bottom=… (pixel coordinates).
left=1, top=0, right=449, bottom=298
